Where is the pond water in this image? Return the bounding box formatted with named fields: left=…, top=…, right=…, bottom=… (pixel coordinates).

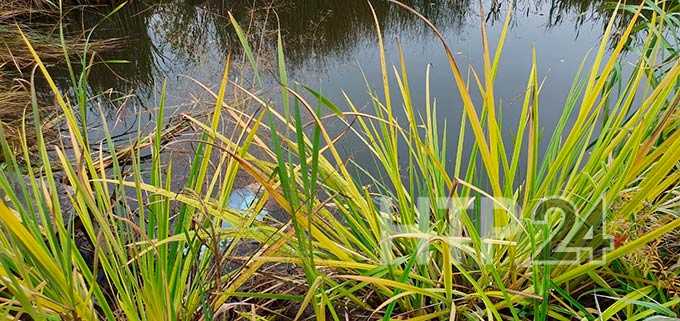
left=55, top=0, right=630, bottom=179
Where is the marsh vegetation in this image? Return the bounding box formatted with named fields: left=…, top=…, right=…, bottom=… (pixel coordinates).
left=0, top=0, right=678, bottom=320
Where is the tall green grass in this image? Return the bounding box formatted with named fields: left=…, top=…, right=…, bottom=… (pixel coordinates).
left=0, top=27, right=273, bottom=321
left=0, top=1, right=678, bottom=321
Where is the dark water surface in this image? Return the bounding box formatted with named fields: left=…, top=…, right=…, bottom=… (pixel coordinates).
left=60, top=0, right=630, bottom=173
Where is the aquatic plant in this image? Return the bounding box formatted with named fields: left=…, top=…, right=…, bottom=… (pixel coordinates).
left=207, top=3, right=680, bottom=319
left=0, top=1, right=678, bottom=321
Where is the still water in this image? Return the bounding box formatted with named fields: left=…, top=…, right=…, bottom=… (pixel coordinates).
left=61, top=0, right=629, bottom=174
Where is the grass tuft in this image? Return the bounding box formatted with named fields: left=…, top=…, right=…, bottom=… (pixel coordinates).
left=0, top=1, right=678, bottom=320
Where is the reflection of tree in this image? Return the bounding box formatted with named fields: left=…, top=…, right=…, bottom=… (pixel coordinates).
left=140, top=0, right=472, bottom=67
left=514, top=0, right=657, bottom=35
left=225, top=0, right=471, bottom=66
left=149, top=0, right=232, bottom=65
left=73, top=0, right=659, bottom=96
left=69, top=0, right=476, bottom=94
left=542, top=0, right=605, bottom=28
left=55, top=1, right=157, bottom=94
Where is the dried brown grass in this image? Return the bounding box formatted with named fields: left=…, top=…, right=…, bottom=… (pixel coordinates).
left=0, top=0, right=120, bottom=156
left=1, top=0, right=122, bottom=67
left=0, top=69, right=58, bottom=158
left=0, top=0, right=57, bottom=21
left=1, top=26, right=121, bottom=68
left=611, top=185, right=680, bottom=295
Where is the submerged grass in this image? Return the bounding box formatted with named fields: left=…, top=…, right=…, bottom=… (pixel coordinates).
left=0, top=1, right=679, bottom=320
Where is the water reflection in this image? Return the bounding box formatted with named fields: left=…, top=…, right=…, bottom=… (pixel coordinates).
left=67, top=1, right=156, bottom=92
left=82, top=0, right=473, bottom=91
left=36, top=0, right=649, bottom=187
left=74, top=0, right=620, bottom=96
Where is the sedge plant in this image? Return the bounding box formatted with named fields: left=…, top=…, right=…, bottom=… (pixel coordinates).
left=0, top=1, right=679, bottom=321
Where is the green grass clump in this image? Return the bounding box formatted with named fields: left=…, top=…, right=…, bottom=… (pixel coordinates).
left=0, top=1, right=679, bottom=321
